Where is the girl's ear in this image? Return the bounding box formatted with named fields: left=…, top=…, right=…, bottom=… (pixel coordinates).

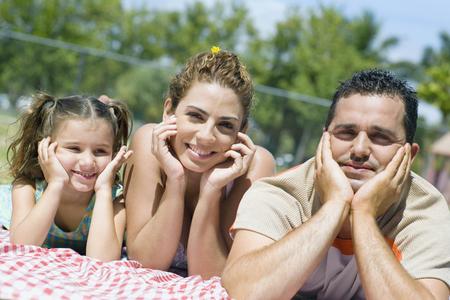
left=163, top=98, right=174, bottom=121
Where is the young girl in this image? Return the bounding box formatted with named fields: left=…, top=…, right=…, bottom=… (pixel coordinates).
left=123, top=47, right=276, bottom=278
left=3, top=93, right=132, bottom=262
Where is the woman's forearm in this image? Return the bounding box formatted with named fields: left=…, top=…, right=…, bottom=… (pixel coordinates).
left=127, top=179, right=186, bottom=269
left=187, top=189, right=227, bottom=278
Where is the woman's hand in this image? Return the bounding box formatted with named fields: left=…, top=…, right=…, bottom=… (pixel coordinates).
left=200, top=132, right=256, bottom=194
left=38, top=137, right=69, bottom=186
left=95, top=146, right=133, bottom=193
left=151, top=116, right=185, bottom=180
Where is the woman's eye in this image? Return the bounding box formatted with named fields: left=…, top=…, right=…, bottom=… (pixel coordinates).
left=187, top=112, right=203, bottom=121
left=219, top=122, right=235, bottom=130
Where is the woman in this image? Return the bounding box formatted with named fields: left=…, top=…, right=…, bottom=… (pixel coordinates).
left=124, top=48, right=275, bottom=278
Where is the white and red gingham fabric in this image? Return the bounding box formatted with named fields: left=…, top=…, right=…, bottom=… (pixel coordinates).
left=0, top=230, right=230, bottom=299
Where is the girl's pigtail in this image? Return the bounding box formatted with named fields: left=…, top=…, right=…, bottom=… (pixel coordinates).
left=107, top=100, right=132, bottom=186
left=108, top=100, right=132, bottom=153
left=8, top=92, right=57, bottom=183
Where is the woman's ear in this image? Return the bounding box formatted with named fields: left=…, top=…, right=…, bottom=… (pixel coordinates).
left=163, top=98, right=174, bottom=121
left=240, top=122, right=248, bottom=133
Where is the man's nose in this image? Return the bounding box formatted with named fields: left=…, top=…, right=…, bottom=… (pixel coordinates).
left=351, top=132, right=371, bottom=159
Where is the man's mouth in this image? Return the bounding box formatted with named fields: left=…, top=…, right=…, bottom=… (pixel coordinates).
left=342, top=162, right=373, bottom=170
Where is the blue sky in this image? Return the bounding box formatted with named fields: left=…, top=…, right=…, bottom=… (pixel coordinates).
left=128, top=0, right=450, bottom=63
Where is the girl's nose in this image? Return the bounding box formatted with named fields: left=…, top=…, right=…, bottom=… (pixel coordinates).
left=79, top=152, right=96, bottom=169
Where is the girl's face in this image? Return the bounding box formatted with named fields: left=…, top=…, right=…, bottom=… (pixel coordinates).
left=166, top=81, right=244, bottom=173
left=52, top=118, right=114, bottom=192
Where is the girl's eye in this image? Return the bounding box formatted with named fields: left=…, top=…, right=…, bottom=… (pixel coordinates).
left=94, top=149, right=109, bottom=156
left=67, top=146, right=80, bottom=152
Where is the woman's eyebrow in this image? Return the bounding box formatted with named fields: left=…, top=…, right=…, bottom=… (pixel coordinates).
left=186, top=105, right=239, bottom=121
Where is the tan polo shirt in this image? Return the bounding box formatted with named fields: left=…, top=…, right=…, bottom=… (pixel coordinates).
left=232, top=158, right=450, bottom=299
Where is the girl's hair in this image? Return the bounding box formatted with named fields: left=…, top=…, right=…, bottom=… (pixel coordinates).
left=167, top=50, right=253, bottom=129
left=8, top=92, right=132, bottom=183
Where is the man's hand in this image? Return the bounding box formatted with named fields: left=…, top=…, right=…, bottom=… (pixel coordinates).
left=352, top=144, right=411, bottom=217
left=315, top=132, right=354, bottom=205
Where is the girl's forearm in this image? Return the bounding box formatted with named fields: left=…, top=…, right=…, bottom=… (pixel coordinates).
left=86, top=188, right=122, bottom=261
left=10, top=183, right=63, bottom=246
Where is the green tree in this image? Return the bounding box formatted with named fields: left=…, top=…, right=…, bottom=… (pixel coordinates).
left=418, top=32, right=450, bottom=124
left=0, top=0, right=130, bottom=103
left=115, top=65, right=174, bottom=123
left=245, top=6, right=397, bottom=162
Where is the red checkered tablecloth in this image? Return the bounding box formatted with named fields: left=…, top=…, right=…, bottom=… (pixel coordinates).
left=0, top=230, right=230, bottom=299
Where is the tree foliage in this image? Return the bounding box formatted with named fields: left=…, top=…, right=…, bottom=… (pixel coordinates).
left=0, top=0, right=427, bottom=165
left=418, top=32, right=450, bottom=123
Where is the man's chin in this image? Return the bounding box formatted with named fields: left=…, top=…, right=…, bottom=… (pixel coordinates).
left=349, top=178, right=365, bottom=192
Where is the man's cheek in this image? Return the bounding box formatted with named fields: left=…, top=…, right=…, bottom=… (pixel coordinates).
left=329, top=135, right=345, bottom=161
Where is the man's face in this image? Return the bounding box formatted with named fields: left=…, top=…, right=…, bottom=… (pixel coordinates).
left=327, top=93, right=407, bottom=192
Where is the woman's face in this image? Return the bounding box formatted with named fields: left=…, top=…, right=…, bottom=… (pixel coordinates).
left=167, top=81, right=244, bottom=173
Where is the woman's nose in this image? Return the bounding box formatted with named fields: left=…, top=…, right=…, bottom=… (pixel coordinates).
left=196, top=123, right=216, bottom=144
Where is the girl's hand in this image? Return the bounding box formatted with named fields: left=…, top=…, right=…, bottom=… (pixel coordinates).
left=200, top=132, right=256, bottom=194
left=95, top=146, right=133, bottom=192
left=315, top=132, right=354, bottom=205
left=38, top=137, right=69, bottom=186
left=151, top=116, right=185, bottom=180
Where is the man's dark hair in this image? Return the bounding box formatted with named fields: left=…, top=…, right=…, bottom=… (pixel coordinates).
left=324, top=69, right=418, bottom=143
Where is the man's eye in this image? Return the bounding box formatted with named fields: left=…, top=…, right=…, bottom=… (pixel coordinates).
left=334, top=131, right=355, bottom=141
left=370, top=134, right=391, bottom=145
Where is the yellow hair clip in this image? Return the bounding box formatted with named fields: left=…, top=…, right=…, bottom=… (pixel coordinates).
left=211, top=46, right=221, bottom=55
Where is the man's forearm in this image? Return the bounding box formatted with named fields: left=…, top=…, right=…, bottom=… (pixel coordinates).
left=222, top=200, right=349, bottom=300
left=352, top=212, right=436, bottom=300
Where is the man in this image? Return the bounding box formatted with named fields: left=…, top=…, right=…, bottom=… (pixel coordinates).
left=221, top=69, right=450, bottom=300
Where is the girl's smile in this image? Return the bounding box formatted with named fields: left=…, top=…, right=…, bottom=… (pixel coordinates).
left=52, top=118, right=114, bottom=192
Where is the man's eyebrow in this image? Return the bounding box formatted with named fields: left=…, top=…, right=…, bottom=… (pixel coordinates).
left=333, top=124, right=356, bottom=130
left=371, top=126, right=398, bottom=138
